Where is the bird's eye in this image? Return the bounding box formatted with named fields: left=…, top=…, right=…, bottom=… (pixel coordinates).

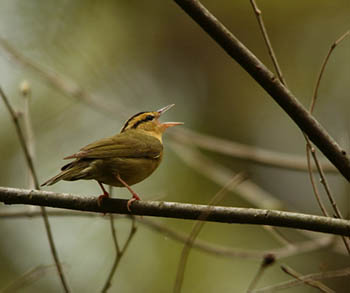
left=146, top=115, right=154, bottom=121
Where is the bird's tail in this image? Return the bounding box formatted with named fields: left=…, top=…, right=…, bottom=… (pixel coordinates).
left=41, top=169, right=71, bottom=186
left=41, top=160, right=91, bottom=187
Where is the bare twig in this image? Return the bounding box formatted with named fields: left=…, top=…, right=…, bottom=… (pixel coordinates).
left=281, top=264, right=334, bottom=293
left=310, top=30, right=350, bottom=113
left=173, top=0, right=350, bottom=180
left=309, top=144, right=343, bottom=219
left=249, top=0, right=287, bottom=86
left=173, top=173, right=245, bottom=293
left=0, top=87, right=70, bottom=292
left=20, top=80, right=35, bottom=189
left=253, top=266, right=350, bottom=292
left=305, top=141, right=329, bottom=216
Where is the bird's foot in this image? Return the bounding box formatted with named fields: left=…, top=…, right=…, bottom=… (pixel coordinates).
left=127, top=193, right=140, bottom=212
left=115, top=174, right=141, bottom=212
left=97, top=191, right=110, bottom=207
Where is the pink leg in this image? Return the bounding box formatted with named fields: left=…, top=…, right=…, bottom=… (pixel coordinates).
left=116, top=174, right=140, bottom=212
left=97, top=181, right=109, bottom=206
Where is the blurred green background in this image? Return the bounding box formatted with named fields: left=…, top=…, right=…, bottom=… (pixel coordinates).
left=0, top=0, right=349, bottom=292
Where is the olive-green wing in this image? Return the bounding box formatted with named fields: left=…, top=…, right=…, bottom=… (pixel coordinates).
left=64, top=131, right=162, bottom=160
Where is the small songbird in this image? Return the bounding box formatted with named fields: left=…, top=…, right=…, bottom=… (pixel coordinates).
left=41, top=104, right=183, bottom=210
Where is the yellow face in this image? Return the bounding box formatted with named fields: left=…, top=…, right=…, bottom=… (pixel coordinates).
left=120, top=105, right=183, bottom=141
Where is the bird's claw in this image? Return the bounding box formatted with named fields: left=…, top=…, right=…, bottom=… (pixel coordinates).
left=97, top=192, right=109, bottom=207
left=127, top=196, right=140, bottom=212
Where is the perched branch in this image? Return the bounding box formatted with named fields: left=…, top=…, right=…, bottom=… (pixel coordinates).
left=173, top=0, right=350, bottom=180
left=1, top=187, right=350, bottom=236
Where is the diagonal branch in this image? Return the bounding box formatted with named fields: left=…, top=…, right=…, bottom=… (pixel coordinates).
left=173, top=0, right=350, bottom=180
left=1, top=186, right=350, bottom=237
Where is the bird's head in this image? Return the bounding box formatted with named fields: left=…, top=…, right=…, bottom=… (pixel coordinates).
left=120, top=104, right=183, bottom=140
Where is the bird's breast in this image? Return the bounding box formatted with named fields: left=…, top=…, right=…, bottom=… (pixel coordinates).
left=93, top=154, right=163, bottom=187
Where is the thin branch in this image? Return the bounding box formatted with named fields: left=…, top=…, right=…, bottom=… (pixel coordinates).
left=0, top=87, right=37, bottom=185
left=281, top=265, right=334, bottom=293
left=310, top=30, right=350, bottom=113
left=1, top=187, right=350, bottom=236
left=249, top=0, right=287, bottom=86
left=305, top=141, right=329, bottom=217
left=174, top=173, right=245, bottom=293
left=173, top=0, right=350, bottom=180
left=20, top=80, right=35, bottom=189
left=253, top=266, right=350, bottom=292
left=309, top=144, right=343, bottom=219
left=0, top=87, right=70, bottom=292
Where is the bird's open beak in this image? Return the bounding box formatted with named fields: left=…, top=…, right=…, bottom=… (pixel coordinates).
left=157, top=104, right=175, bottom=115
left=161, top=121, right=184, bottom=129
left=157, top=104, right=183, bottom=130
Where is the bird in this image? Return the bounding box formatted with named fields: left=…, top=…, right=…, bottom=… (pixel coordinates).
left=41, top=104, right=183, bottom=210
